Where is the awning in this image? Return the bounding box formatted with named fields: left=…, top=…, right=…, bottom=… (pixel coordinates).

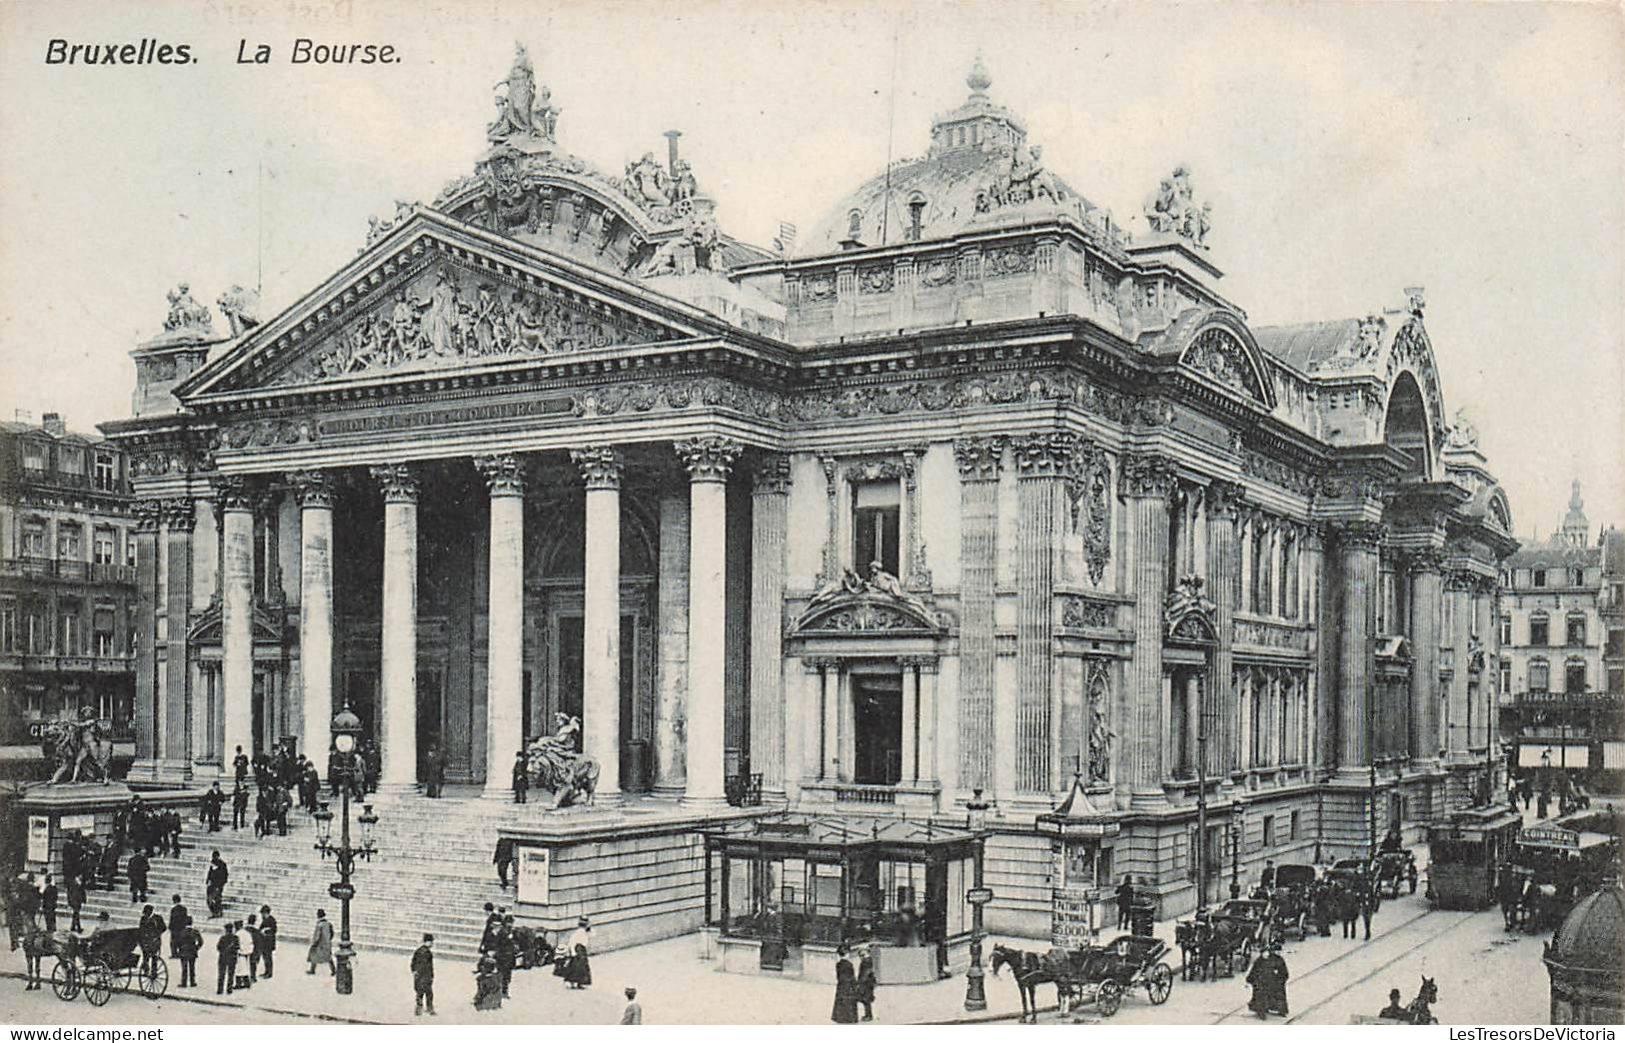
left=1518, top=743, right=1591, bottom=768
left=1603, top=741, right=1625, bottom=770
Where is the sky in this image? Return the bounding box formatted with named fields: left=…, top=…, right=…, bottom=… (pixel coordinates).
left=1, top=0, right=1621, bottom=539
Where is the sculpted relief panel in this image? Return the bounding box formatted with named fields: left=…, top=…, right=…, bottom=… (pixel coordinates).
left=272, top=260, right=674, bottom=386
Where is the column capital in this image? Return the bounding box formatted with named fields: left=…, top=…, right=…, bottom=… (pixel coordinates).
left=1445, top=567, right=1481, bottom=593
left=675, top=437, right=742, bottom=483
left=289, top=469, right=338, bottom=510
left=370, top=464, right=420, bottom=504
left=804, top=656, right=842, bottom=673
left=214, top=475, right=258, bottom=513
left=751, top=453, right=793, bottom=495
left=160, top=497, right=196, bottom=532
left=953, top=436, right=1006, bottom=481
left=1328, top=518, right=1385, bottom=550
left=1405, top=547, right=1447, bottom=576
left=134, top=498, right=164, bottom=531
left=476, top=453, right=528, bottom=497
left=897, top=654, right=939, bottom=673
left=1205, top=479, right=1247, bottom=520
left=1011, top=431, right=1081, bottom=478
left=1117, top=452, right=1177, bottom=499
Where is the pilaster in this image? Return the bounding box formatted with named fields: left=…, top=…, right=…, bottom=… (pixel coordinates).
left=1206, top=480, right=1244, bottom=777
left=1012, top=432, right=1073, bottom=794
left=1406, top=548, right=1446, bottom=770
left=953, top=436, right=1004, bottom=795
left=1120, top=452, right=1176, bottom=804
left=130, top=499, right=162, bottom=776
left=749, top=454, right=791, bottom=799
left=1332, top=519, right=1384, bottom=775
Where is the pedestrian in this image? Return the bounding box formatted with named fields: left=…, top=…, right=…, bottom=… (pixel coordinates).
left=308, top=909, right=335, bottom=975
left=857, top=944, right=877, bottom=1021
left=831, top=944, right=859, bottom=1023
left=480, top=902, right=499, bottom=950
left=1260, top=859, right=1277, bottom=891
left=139, top=904, right=166, bottom=977
left=512, top=751, right=529, bottom=804
left=621, top=986, right=643, bottom=1024
left=98, top=842, right=118, bottom=890
left=495, top=915, right=517, bottom=998
left=1339, top=886, right=1359, bottom=939
left=22, top=920, right=45, bottom=991
left=177, top=921, right=202, bottom=988
left=259, top=905, right=277, bottom=978
left=128, top=849, right=150, bottom=903
left=245, top=914, right=263, bottom=981
left=216, top=924, right=239, bottom=995
left=563, top=916, right=593, bottom=989
left=206, top=851, right=228, bottom=918
left=233, top=784, right=249, bottom=831
left=1116, top=874, right=1135, bottom=931
left=494, top=836, right=516, bottom=889
left=412, top=932, right=436, bottom=1016
left=206, top=782, right=225, bottom=832
left=1361, top=887, right=1376, bottom=941
left=66, top=875, right=85, bottom=933
left=1246, top=944, right=1290, bottom=1018
left=234, top=920, right=253, bottom=989
left=473, top=948, right=503, bottom=1010
left=233, top=745, right=250, bottom=787
left=1379, top=987, right=1408, bottom=1020
left=40, top=875, right=58, bottom=934
left=425, top=745, right=445, bottom=799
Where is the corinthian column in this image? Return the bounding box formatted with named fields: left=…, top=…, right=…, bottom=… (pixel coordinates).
left=1206, top=480, right=1244, bottom=778
left=219, top=477, right=257, bottom=767
left=291, top=471, right=336, bottom=770
left=1121, top=453, right=1175, bottom=804
left=1012, top=432, right=1072, bottom=794
left=161, top=498, right=195, bottom=780
left=573, top=446, right=622, bottom=803
left=953, top=436, right=1004, bottom=797
left=371, top=465, right=420, bottom=790
left=676, top=436, right=741, bottom=805
left=478, top=455, right=527, bottom=798
left=750, top=454, right=791, bottom=800
left=1407, top=548, right=1445, bottom=769
left=653, top=493, right=689, bottom=796
left=1334, top=520, right=1383, bottom=775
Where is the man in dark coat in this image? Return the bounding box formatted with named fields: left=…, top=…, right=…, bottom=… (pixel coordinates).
left=259, top=905, right=277, bottom=978
left=98, top=841, right=119, bottom=889
left=831, top=944, right=859, bottom=1023
left=138, top=904, right=166, bottom=977
left=233, top=784, right=250, bottom=831
left=1116, top=875, right=1135, bottom=930
left=40, top=875, right=58, bottom=933
left=1361, top=886, right=1377, bottom=941
left=176, top=920, right=202, bottom=988
left=128, top=849, right=151, bottom=903
left=857, top=944, right=877, bottom=1021
left=206, top=851, right=228, bottom=918
left=169, top=894, right=190, bottom=958
left=494, top=916, right=516, bottom=998
left=412, top=933, right=436, bottom=1015
left=479, top=902, right=499, bottom=950
left=245, top=915, right=264, bottom=982
left=424, top=746, right=445, bottom=799
left=1339, top=886, right=1360, bottom=939
left=512, top=752, right=529, bottom=804
left=205, top=782, right=225, bottom=831
left=233, top=746, right=250, bottom=788
left=216, top=924, right=239, bottom=995
left=1247, top=945, right=1289, bottom=1017
left=494, top=837, right=516, bottom=889
left=66, top=875, right=85, bottom=933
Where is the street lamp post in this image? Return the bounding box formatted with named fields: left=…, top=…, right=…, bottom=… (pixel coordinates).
left=313, top=703, right=379, bottom=996
left=963, top=790, right=990, bottom=1012
left=1229, top=804, right=1243, bottom=900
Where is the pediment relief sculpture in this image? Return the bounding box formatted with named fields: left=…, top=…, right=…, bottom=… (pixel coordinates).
left=1163, top=574, right=1217, bottom=643
left=794, top=563, right=942, bottom=634
left=270, top=261, right=676, bottom=386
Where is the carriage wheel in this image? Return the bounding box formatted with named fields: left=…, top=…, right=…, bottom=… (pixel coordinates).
left=51, top=960, right=80, bottom=1001
left=1146, top=963, right=1173, bottom=1005
left=1097, top=980, right=1123, bottom=1017
left=139, top=956, right=169, bottom=999
left=84, top=965, right=114, bottom=1007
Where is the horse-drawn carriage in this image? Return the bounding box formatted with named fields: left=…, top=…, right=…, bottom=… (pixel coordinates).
left=1175, top=898, right=1275, bottom=981
left=1374, top=850, right=1419, bottom=898
left=1257, top=864, right=1317, bottom=941
left=45, top=927, right=168, bottom=1006
left=991, top=935, right=1173, bottom=1021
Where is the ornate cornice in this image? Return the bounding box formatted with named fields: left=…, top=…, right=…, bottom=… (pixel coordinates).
left=1117, top=452, right=1177, bottom=499
left=215, top=475, right=258, bottom=513
left=288, top=469, right=338, bottom=510
left=370, top=464, right=420, bottom=504
left=675, top=436, right=742, bottom=484
left=953, top=436, right=1006, bottom=481
left=161, top=497, right=196, bottom=532
left=1405, top=548, right=1447, bottom=576
left=752, top=454, right=792, bottom=495
left=134, top=499, right=164, bottom=532
left=477, top=453, right=528, bottom=497
left=1205, top=479, right=1247, bottom=520
left=1012, top=431, right=1081, bottom=478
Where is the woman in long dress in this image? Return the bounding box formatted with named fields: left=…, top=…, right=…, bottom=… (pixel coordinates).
left=831, top=945, right=859, bottom=1023
left=473, top=949, right=503, bottom=1010
left=306, top=909, right=334, bottom=975
left=562, top=917, right=592, bottom=988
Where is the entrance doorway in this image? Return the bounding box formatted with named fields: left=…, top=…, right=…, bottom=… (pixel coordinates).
left=852, top=673, right=903, bottom=784
left=552, top=611, right=645, bottom=789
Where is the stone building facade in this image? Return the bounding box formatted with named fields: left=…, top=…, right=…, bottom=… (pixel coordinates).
left=103, top=52, right=1519, bottom=927
left=0, top=412, right=138, bottom=761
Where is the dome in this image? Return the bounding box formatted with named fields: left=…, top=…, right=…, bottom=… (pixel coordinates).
left=1549, top=886, right=1624, bottom=971
left=797, top=61, right=1102, bottom=257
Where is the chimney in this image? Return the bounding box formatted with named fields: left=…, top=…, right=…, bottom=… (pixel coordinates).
left=41, top=412, right=66, bottom=437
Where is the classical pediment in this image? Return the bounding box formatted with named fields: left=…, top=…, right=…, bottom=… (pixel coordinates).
left=792, top=592, right=943, bottom=636
left=187, top=601, right=285, bottom=646
left=178, top=213, right=724, bottom=401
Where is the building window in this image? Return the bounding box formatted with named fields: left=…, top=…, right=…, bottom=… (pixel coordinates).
left=1565, top=660, right=1586, bottom=694
left=846, top=209, right=862, bottom=240
left=1499, top=615, right=1512, bottom=645
left=1262, top=814, right=1276, bottom=850
left=60, top=610, right=79, bottom=656
left=1609, top=668, right=1624, bottom=697
left=93, top=529, right=115, bottom=566
left=1289, top=810, right=1300, bottom=842
left=125, top=537, right=137, bottom=569
left=25, top=609, right=46, bottom=654
left=93, top=607, right=114, bottom=657
left=21, top=520, right=47, bottom=558
left=1529, top=658, right=1549, bottom=692
left=906, top=196, right=926, bottom=242
left=94, top=630, right=114, bottom=657
left=22, top=441, right=46, bottom=472
left=1608, top=628, right=1624, bottom=658
left=94, top=452, right=116, bottom=490
left=1499, top=659, right=1511, bottom=699
left=0, top=600, right=15, bottom=652
left=1530, top=613, right=1549, bottom=647
left=1533, top=569, right=1546, bottom=588
left=1567, top=615, right=1587, bottom=647
left=57, top=523, right=82, bottom=561
left=853, top=480, right=901, bottom=577
left=59, top=447, right=84, bottom=475
left=1571, top=567, right=1585, bottom=587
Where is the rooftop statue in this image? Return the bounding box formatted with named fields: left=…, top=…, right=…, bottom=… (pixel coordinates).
left=1143, top=164, right=1211, bottom=248
left=162, top=283, right=214, bottom=333
left=1446, top=407, right=1480, bottom=450
left=217, top=285, right=262, bottom=336
left=487, top=43, right=560, bottom=145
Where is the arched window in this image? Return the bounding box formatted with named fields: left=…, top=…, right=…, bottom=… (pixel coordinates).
left=847, top=209, right=863, bottom=240
left=906, top=195, right=926, bottom=242
left=1528, top=657, right=1549, bottom=693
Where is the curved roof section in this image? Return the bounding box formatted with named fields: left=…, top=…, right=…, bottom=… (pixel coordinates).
left=1549, top=886, right=1624, bottom=971
left=1138, top=306, right=1277, bottom=410
left=798, top=60, right=1103, bottom=257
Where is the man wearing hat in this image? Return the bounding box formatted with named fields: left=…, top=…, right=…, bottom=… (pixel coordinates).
left=411, top=933, right=436, bottom=1015
left=1379, top=988, right=1408, bottom=1021
left=494, top=914, right=516, bottom=998
left=563, top=916, right=592, bottom=988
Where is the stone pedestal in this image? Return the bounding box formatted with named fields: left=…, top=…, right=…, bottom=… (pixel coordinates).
left=19, top=783, right=206, bottom=874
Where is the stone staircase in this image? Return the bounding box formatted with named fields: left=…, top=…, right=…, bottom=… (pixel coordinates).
left=77, top=792, right=532, bottom=965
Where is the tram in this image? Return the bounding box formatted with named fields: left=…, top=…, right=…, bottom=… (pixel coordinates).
left=1423, top=804, right=1523, bottom=910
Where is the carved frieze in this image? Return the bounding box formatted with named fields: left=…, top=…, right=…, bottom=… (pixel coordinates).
left=858, top=265, right=895, bottom=294
left=1240, top=450, right=1317, bottom=496
left=1233, top=618, right=1311, bottom=653
left=1182, top=327, right=1262, bottom=402
left=1059, top=594, right=1113, bottom=629
left=1164, top=574, right=1217, bottom=642
left=221, top=417, right=318, bottom=450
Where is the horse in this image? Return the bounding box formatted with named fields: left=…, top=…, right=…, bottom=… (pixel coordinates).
left=990, top=944, right=1077, bottom=1022
left=1401, top=976, right=1439, bottom=1024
